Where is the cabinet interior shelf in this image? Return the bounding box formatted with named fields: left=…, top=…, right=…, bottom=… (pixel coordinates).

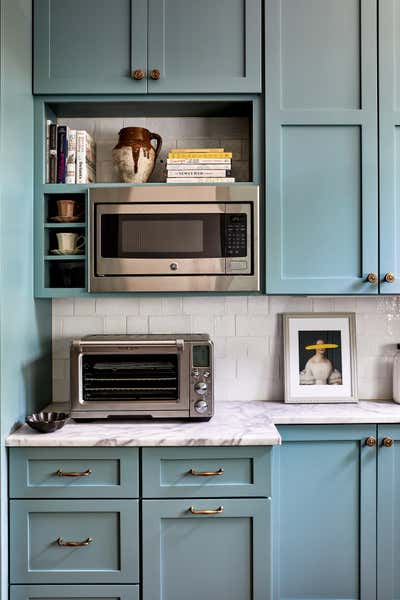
left=45, top=223, right=86, bottom=229
left=45, top=255, right=85, bottom=261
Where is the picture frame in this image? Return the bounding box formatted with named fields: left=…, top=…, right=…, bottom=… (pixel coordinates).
left=283, top=313, right=358, bottom=404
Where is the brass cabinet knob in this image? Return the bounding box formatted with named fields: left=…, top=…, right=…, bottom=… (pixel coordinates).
left=365, top=436, right=376, bottom=447
left=150, top=68, right=161, bottom=80
left=366, top=273, right=378, bottom=284
left=132, top=69, right=145, bottom=80
left=384, top=272, right=396, bottom=283
left=382, top=437, right=394, bottom=447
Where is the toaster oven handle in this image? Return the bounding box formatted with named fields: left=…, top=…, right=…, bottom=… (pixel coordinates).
left=80, top=339, right=185, bottom=351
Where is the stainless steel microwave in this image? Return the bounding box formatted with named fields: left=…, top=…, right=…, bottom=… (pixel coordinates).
left=70, top=334, right=213, bottom=420
left=89, top=185, right=259, bottom=292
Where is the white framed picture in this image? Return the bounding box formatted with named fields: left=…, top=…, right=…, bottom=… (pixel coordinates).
left=283, top=313, right=357, bottom=404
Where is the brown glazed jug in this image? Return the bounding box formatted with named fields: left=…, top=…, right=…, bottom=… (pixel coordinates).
left=112, top=127, right=162, bottom=183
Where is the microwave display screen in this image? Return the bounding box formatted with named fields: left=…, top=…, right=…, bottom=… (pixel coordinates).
left=193, top=345, right=210, bottom=368
left=121, top=219, right=204, bottom=253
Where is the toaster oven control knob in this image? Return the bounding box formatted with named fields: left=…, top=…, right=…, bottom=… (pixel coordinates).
left=191, top=369, right=200, bottom=378
left=170, top=262, right=178, bottom=271
left=194, top=381, right=208, bottom=395
left=194, top=399, right=209, bottom=414
left=203, top=370, right=210, bottom=379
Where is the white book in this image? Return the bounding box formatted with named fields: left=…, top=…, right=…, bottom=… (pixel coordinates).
left=76, top=130, right=96, bottom=184
left=65, top=129, right=77, bottom=184
left=167, top=163, right=230, bottom=172
left=45, top=119, right=52, bottom=183
left=166, top=177, right=236, bottom=183
left=166, top=170, right=229, bottom=178
left=167, top=158, right=231, bottom=165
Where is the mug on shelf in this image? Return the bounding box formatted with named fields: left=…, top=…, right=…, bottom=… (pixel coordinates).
left=51, top=199, right=83, bottom=222
left=54, top=232, right=85, bottom=255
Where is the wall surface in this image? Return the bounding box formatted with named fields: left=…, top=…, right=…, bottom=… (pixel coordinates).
left=53, top=295, right=398, bottom=404
left=0, top=0, right=52, bottom=595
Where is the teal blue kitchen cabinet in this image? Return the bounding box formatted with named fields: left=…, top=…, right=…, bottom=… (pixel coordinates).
left=34, top=0, right=261, bottom=95
left=266, top=0, right=379, bottom=294
left=142, top=498, right=271, bottom=600
left=378, top=2, right=400, bottom=294
left=274, top=425, right=377, bottom=600
left=377, top=425, right=400, bottom=600
left=10, top=585, right=139, bottom=600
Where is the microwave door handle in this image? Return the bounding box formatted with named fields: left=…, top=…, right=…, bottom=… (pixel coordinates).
left=79, top=339, right=185, bottom=351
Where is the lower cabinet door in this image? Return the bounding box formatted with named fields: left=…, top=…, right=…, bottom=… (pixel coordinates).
left=10, top=500, right=139, bottom=584
left=377, top=425, right=400, bottom=600
left=10, top=585, right=139, bottom=600
left=275, top=425, right=377, bottom=600
left=142, top=497, right=271, bottom=600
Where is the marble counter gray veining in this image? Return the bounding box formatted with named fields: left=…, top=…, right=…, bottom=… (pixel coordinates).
left=6, top=400, right=400, bottom=447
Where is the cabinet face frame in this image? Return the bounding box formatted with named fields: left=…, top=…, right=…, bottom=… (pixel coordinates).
left=10, top=584, right=139, bottom=600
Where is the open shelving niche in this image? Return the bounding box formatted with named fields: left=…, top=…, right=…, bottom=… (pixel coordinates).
left=34, top=95, right=262, bottom=297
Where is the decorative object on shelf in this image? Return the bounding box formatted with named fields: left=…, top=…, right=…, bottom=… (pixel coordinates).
left=112, top=127, right=162, bottom=183
left=52, top=232, right=85, bottom=255
left=283, top=313, right=357, bottom=403
left=166, top=147, right=235, bottom=183
left=25, top=411, right=69, bottom=434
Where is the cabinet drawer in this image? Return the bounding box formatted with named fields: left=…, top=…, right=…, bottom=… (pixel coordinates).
left=10, top=585, right=139, bottom=600
left=142, top=446, right=271, bottom=498
left=9, top=448, right=138, bottom=498
left=10, top=500, right=139, bottom=584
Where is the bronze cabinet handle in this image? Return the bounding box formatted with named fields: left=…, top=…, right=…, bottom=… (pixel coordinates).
left=132, top=69, right=145, bottom=80
left=382, top=437, right=394, bottom=447
left=189, top=506, right=224, bottom=515
left=150, top=68, right=161, bottom=80
left=56, top=469, right=92, bottom=477
left=366, top=273, right=378, bottom=284
left=189, top=468, right=224, bottom=477
left=365, top=436, right=376, bottom=447
left=384, top=272, right=396, bottom=283
left=57, top=537, right=93, bottom=547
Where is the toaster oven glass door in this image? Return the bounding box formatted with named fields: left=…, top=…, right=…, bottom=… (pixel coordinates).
left=95, top=203, right=248, bottom=276
left=78, top=344, right=190, bottom=413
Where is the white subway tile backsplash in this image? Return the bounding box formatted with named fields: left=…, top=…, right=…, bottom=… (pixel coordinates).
left=52, top=295, right=399, bottom=404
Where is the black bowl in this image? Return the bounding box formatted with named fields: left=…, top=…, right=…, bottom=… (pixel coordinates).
left=25, top=411, right=69, bottom=434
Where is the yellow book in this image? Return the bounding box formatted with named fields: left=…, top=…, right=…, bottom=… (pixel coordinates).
left=173, top=148, right=225, bottom=153
left=168, top=152, right=233, bottom=159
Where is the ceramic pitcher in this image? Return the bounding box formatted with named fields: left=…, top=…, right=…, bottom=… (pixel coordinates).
left=112, top=127, right=162, bottom=183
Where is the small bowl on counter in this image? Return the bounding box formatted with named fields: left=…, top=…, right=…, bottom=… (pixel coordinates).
left=25, top=411, right=69, bottom=434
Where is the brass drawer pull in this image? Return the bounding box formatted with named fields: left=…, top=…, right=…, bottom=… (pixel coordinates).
left=150, top=68, right=161, bottom=80
left=366, top=273, right=378, bottom=284
left=382, top=437, right=394, bottom=447
left=132, top=69, right=145, bottom=80
left=56, top=469, right=92, bottom=477
left=384, top=272, right=396, bottom=283
left=57, top=537, right=93, bottom=547
left=189, top=506, right=224, bottom=515
left=189, top=468, right=224, bottom=477
left=365, top=436, right=376, bottom=447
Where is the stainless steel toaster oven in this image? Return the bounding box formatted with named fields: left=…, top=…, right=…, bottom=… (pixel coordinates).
left=70, top=334, right=213, bottom=420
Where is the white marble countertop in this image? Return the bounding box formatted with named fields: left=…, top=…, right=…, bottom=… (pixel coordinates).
left=6, top=400, right=400, bottom=447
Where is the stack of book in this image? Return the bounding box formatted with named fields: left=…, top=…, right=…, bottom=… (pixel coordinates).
left=166, top=148, right=235, bottom=183
left=46, top=121, right=96, bottom=184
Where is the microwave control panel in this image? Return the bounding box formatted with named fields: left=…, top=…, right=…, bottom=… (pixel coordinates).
left=224, top=214, right=247, bottom=257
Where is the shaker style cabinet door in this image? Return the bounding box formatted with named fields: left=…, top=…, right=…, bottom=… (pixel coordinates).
left=147, top=0, right=262, bottom=93
left=379, top=2, right=400, bottom=293
left=265, top=0, right=379, bottom=294
left=34, top=0, right=147, bottom=94
left=142, top=498, right=271, bottom=600
left=377, top=425, right=400, bottom=600
left=274, top=426, right=377, bottom=600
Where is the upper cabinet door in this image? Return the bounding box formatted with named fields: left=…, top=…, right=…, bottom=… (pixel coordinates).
left=266, top=0, right=379, bottom=294
left=34, top=0, right=148, bottom=94
left=147, top=0, right=262, bottom=93
left=379, top=1, right=400, bottom=293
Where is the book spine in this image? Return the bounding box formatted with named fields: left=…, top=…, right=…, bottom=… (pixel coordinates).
left=45, top=120, right=51, bottom=183
left=167, top=164, right=230, bottom=171
left=56, top=125, right=68, bottom=183
left=166, top=177, right=236, bottom=183
left=167, top=158, right=231, bottom=165
left=168, top=152, right=232, bottom=159
left=76, top=131, right=96, bottom=184
left=166, top=170, right=229, bottom=178
left=173, top=148, right=225, bottom=153
left=49, top=124, right=57, bottom=183
left=65, top=129, right=77, bottom=184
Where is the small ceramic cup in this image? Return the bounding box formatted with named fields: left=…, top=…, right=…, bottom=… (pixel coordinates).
left=56, top=232, right=85, bottom=254
left=57, top=199, right=77, bottom=219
